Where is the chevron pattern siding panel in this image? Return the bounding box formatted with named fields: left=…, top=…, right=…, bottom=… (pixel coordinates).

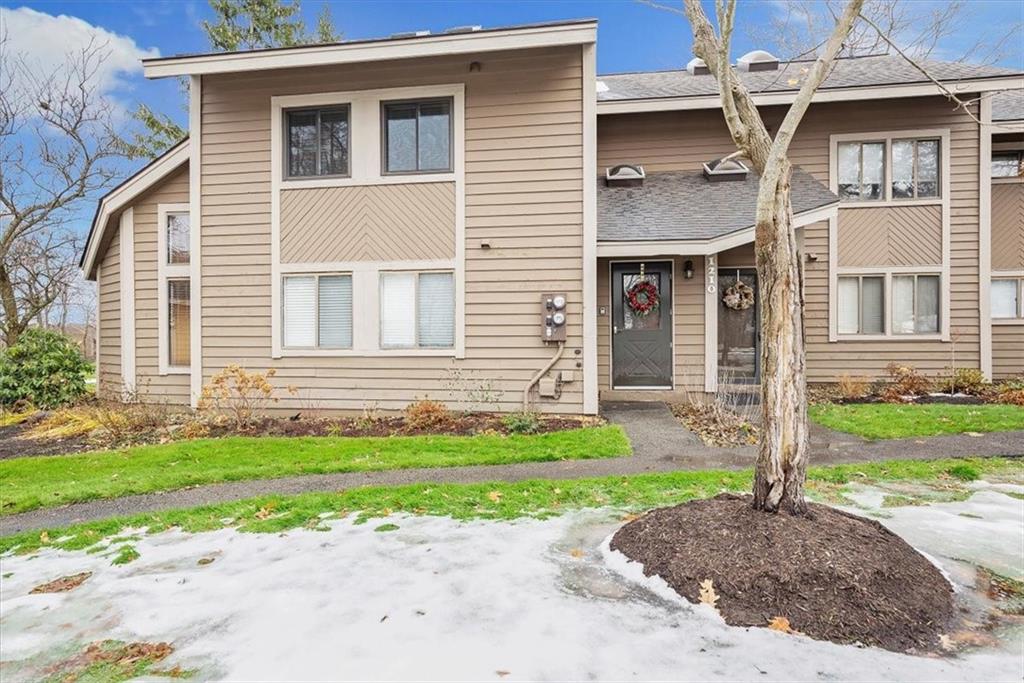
left=837, top=205, right=942, bottom=267
left=992, top=183, right=1024, bottom=271
left=280, top=182, right=456, bottom=263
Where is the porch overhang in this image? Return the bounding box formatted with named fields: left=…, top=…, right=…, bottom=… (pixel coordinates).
left=596, top=203, right=838, bottom=257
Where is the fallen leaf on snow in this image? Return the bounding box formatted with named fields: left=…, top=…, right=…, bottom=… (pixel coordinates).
left=30, top=572, right=92, bottom=594
left=197, top=557, right=215, bottom=566
left=698, top=579, right=719, bottom=608
left=496, top=671, right=510, bottom=678
left=569, top=548, right=584, bottom=558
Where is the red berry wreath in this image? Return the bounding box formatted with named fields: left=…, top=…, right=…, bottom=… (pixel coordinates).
left=626, top=280, right=659, bottom=316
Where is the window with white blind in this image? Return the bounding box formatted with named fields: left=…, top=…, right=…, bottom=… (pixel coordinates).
left=282, top=274, right=353, bottom=349
left=837, top=275, right=884, bottom=335
left=380, top=271, right=454, bottom=349
left=992, top=278, right=1023, bottom=319
left=892, top=274, right=940, bottom=334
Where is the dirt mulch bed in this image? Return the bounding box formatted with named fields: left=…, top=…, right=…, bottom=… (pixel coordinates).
left=669, top=403, right=758, bottom=447
left=0, top=412, right=599, bottom=459
left=0, top=423, right=93, bottom=460
left=610, top=494, right=955, bottom=653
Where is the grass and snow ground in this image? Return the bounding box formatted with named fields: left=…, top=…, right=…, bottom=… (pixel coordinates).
left=2, top=484, right=1022, bottom=681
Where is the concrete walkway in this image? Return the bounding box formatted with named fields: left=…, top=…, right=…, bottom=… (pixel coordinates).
left=1, top=405, right=1022, bottom=536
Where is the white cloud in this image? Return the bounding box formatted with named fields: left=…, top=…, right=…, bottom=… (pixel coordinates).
left=0, top=6, right=159, bottom=97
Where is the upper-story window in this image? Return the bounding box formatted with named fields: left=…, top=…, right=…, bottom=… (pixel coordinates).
left=992, top=151, right=1023, bottom=178
left=166, top=212, right=190, bottom=264
left=892, top=139, right=939, bottom=199
left=837, top=141, right=884, bottom=201
left=382, top=98, right=452, bottom=174
left=286, top=106, right=350, bottom=178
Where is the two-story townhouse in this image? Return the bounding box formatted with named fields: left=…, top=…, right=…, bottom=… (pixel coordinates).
left=81, top=20, right=1024, bottom=415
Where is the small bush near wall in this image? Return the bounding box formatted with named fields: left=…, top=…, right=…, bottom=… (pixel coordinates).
left=198, top=365, right=297, bottom=429
left=936, top=368, right=989, bottom=396
left=0, top=329, right=90, bottom=409
left=403, top=398, right=454, bottom=431
left=995, top=378, right=1024, bottom=406
left=880, top=363, right=933, bottom=403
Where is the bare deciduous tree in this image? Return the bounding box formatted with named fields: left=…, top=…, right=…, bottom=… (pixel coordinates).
left=647, top=0, right=866, bottom=514
left=0, top=34, right=124, bottom=346
left=749, top=0, right=1022, bottom=66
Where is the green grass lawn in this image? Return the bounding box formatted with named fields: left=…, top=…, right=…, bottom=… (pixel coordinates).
left=2, top=457, right=1018, bottom=555
left=0, top=426, right=630, bottom=516
left=809, top=403, right=1024, bottom=440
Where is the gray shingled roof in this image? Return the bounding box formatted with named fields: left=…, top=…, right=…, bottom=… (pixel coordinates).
left=598, top=54, right=1022, bottom=102
left=598, top=168, right=837, bottom=242
left=992, top=90, right=1024, bottom=122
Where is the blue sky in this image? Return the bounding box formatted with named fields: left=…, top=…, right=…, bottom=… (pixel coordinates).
left=8, top=0, right=1023, bottom=133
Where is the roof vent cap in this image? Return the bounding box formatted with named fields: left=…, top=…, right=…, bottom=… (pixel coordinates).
left=606, top=164, right=646, bottom=187
left=703, top=156, right=749, bottom=182
left=390, top=30, right=432, bottom=39
left=686, top=57, right=710, bottom=76
left=444, top=25, right=482, bottom=34
left=737, top=49, right=779, bottom=72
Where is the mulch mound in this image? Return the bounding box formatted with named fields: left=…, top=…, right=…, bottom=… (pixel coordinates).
left=610, top=494, right=955, bottom=653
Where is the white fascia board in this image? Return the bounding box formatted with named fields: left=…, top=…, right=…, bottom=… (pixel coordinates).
left=144, top=23, right=597, bottom=78
left=597, top=77, right=1024, bottom=115
left=81, top=141, right=190, bottom=280
left=595, top=203, right=837, bottom=257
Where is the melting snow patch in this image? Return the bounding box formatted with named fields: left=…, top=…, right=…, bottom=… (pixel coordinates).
left=1, top=496, right=1022, bottom=681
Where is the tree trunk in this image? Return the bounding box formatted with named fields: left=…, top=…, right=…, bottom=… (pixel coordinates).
left=0, top=261, right=25, bottom=347
left=752, top=164, right=810, bottom=514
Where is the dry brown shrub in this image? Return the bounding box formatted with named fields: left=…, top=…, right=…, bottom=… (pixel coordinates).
left=994, top=378, right=1024, bottom=406
left=836, top=373, right=870, bottom=401
left=403, top=398, right=454, bottom=431
left=198, top=365, right=295, bottom=429
left=881, top=362, right=932, bottom=402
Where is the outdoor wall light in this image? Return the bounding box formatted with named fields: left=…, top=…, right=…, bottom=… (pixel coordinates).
left=683, top=260, right=694, bottom=279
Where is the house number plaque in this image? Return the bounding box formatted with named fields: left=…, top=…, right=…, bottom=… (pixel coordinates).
left=706, top=255, right=717, bottom=293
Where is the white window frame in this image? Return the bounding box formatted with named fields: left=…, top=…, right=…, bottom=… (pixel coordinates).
left=281, top=272, right=354, bottom=350
left=378, top=269, right=456, bottom=350
left=828, top=128, right=952, bottom=342
left=157, top=203, right=192, bottom=375
left=277, top=259, right=457, bottom=357
left=992, top=272, right=1024, bottom=325
left=270, top=84, right=465, bottom=359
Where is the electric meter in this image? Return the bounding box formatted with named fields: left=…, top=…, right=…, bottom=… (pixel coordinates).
left=540, top=292, right=568, bottom=342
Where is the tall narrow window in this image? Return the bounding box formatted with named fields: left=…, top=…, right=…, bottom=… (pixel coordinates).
left=892, top=139, right=940, bottom=199
left=380, top=271, right=455, bottom=349
left=286, top=106, right=350, bottom=178
left=837, top=141, right=884, bottom=201
left=383, top=99, right=452, bottom=174
left=893, top=274, right=940, bottom=334
left=282, top=274, right=352, bottom=349
left=168, top=279, right=191, bottom=366
left=166, top=213, right=190, bottom=264
left=159, top=205, right=191, bottom=374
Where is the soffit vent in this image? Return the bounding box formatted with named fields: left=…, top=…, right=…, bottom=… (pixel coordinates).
left=606, top=164, right=646, bottom=187
left=686, top=57, right=710, bottom=76
left=703, top=157, right=749, bottom=182
left=736, top=50, right=780, bottom=72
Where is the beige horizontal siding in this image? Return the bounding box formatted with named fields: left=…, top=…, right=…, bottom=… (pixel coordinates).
left=200, top=45, right=584, bottom=412
left=598, top=97, right=983, bottom=382
left=132, top=166, right=192, bottom=404
left=992, top=325, right=1024, bottom=379
left=992, top=182, right=1023, bottom=271
left=97, top=225, right=121, bottom=399
left=280, top=183, right=455, bottom=263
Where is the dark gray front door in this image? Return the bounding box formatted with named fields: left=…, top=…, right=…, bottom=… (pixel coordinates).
left=611, top=261, right=673, bottom=388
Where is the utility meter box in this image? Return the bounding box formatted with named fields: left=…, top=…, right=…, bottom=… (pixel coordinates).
left=541, top=292, right=567, bottom=342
